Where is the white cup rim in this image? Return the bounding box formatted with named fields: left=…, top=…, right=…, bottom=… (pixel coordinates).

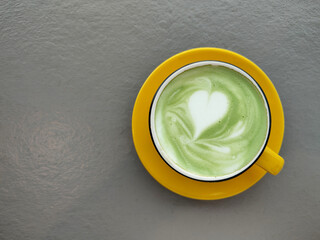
left=149, top=61, right=271, bottom=182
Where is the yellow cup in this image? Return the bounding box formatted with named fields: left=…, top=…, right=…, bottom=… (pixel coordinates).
left=149, top=60, right=284, bottom=181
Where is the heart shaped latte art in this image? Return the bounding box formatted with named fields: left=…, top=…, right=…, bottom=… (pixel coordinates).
left=153, top=65, right=269, bottom=178
left=188, top=90, right=229, bottom=138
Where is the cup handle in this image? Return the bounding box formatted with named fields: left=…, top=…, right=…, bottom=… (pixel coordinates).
left=255, top=147, right=284, bottom=175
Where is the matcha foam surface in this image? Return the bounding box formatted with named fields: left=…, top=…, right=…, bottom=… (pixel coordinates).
left=153, top=65, right=269, bottom=178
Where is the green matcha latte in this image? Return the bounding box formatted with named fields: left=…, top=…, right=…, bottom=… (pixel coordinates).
left=150, top=61, right=270, bottom=181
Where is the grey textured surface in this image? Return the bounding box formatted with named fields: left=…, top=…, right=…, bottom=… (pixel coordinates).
left=0, top=1, right=319, bottom=239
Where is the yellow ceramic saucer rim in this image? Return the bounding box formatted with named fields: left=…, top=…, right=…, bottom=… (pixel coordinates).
left=132, top=48, right=284, bottom=200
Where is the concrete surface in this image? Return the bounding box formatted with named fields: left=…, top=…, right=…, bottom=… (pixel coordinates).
left=0, top=1, right=319, bottom=239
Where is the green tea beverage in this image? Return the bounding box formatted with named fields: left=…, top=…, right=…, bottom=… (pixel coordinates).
left=150, top=61, right=270, bottom=181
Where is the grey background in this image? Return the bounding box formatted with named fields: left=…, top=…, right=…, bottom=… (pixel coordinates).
left=0, top=1, right=319, bottom=239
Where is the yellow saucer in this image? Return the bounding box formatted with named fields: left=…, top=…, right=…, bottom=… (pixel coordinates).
left=132, top=48, right=284, bottom=200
